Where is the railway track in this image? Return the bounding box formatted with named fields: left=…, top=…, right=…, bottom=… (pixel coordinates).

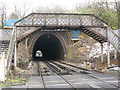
left=27, top=60, right=118, bottom=89
left=50, top=61, right=119, bottom=88
left=37, top=61, right=46, bottom=89
left=45, top=61, right=77, bottom=89
left=51, top=61, right=90, bottom=74
left=58, top=61, right=90, bottom=71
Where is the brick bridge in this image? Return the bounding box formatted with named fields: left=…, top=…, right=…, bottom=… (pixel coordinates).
left=6, top=13, right=119, bottom=72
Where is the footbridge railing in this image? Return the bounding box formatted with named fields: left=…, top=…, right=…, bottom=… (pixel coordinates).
left=7, top=27, right=16, bottom=73
left=107, top=28, right=119, bottom=50
left=15, top=13, right=108, bottom=27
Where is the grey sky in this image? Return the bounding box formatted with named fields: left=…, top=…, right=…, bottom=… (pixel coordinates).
left=0, top=0, right=117, bottom=17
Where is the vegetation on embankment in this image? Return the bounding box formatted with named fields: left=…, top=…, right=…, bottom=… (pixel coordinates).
left=0, top=76, right=26, bottom=87
left=74, top=1, right=119, bottom=29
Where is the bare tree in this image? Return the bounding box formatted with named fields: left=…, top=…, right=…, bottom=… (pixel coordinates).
left=9, top=2, right=30, bottom=19
left=0, top=3, right=6, bottom=29
left=52, top=5, right=66, bottom=13
left=35, top=7, right=52, bottom=13
left=35, top=5, right=66, bottom=13
left=19, top=2, right=30, bottom=18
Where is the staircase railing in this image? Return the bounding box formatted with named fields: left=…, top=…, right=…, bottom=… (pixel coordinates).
left=7, top=27, right=16, bottom=74
left=87, top=27, right=119, bottom=50
left=107, top=27, right=119, bottom=50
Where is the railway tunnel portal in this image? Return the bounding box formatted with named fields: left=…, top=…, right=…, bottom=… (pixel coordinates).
left=32, top=33, right=64, bottom=61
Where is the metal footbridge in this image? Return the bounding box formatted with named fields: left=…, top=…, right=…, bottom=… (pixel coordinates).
left=6, top=13, right=120, bottom=72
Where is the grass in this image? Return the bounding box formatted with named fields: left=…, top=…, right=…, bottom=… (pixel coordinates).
left=67, top=48, right=72, bottom=60
left=1, top=84, right=11, bottom=87
left=0, top=76, right=25, bottom=87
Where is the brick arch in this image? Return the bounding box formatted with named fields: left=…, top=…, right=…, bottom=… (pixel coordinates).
left=28, top=30, right=67, bottom=60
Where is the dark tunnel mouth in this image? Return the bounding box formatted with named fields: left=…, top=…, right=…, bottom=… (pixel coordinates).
left=32, top=33, right=64, bottom=61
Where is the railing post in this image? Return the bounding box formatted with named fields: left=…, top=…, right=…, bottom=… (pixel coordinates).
left=106, top=27, right=110, bottom=67
left=68, top=15, right=70, bottom=25
left=44, top=15, right=46, bottom=25
left=14, top=26, right=17, bottom=67
left=105, top=28, right=107, bottom=38
left=91, top=16, right=93, bottom=26
left=114, top=49, right=117, bottom=59
left=107, top=42, right=110, bottom=67
left=32, top=14, right=34, bottom=25
left=118, top=26, right=120, bottom=66
left=101, top=43, right=104, bottom=63
left=79, top=16, right=82, bottom=25
left=106, top=28, right=109, bottom=41
left=56, top=15, right=58, bottom=25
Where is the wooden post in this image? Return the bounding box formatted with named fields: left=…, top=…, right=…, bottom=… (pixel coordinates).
left=17, top=46, right=19, bottom=67
left=87, top=54, right=89, bottom=61
left=107, top=42, right=110, bottom=67
left=14, top=43, right=17, bottom=67
left=101, top=43, right=104, bottom=63
left=114, top=49, right=117, bottom=59
left=14, top=26, right=17, bottom=67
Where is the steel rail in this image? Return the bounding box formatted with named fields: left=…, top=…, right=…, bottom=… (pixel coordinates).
left=37, top=60, right=46, bottom=89
left=57, top=61, right=119, bottom=88
left=45, top=61, right=77, bottom=90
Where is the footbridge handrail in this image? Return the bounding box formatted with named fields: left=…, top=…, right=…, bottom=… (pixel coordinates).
left=15, top=13, right=108, bottom=27
left=7, top=27, right=16, bottom=73
left=107, top=27, right=120, bottom=50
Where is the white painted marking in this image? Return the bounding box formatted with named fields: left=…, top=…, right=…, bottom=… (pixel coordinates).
left=69, top=80, right=76, bottom=82
left=46, top=84, right=69, bottom=86
left=80, top=79, right=90, bottom=80
left=99, top=77, right=117, bottom=79
left=106, top=80, right=118, bottom=83
left=74, top=82, right=84, bottom=85
left=89, top=83, right=101, bottom=88
left=28, top=85, right=43, bottom=86
left=46, top=81, right=64, bottom=83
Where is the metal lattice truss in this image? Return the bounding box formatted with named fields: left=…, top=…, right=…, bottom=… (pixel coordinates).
left=14, top=13, right=119, bottom=50
left=15, top=13, right=107, bottom=27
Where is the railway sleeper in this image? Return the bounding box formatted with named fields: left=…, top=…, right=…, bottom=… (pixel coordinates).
left=46, top=62, right=71, bottom=75
left=54, top=61, right=91, bottom=74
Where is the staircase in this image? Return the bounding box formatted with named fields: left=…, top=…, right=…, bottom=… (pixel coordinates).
left=82, top=26, right=119, bottom=50
left=7, top=27, right=16, bottom=73
left=0, top=41, right=9, bottom=55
